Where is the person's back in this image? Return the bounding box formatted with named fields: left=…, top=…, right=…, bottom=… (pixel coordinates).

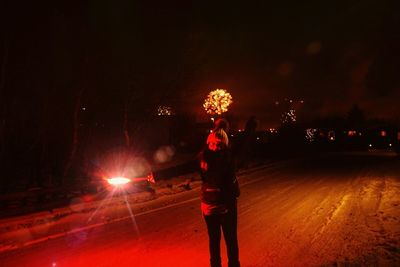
left=199, top=129, right=240, bottom=267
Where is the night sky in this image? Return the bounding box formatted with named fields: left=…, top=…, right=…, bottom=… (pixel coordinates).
left=1, top=0, right=400, bottom=128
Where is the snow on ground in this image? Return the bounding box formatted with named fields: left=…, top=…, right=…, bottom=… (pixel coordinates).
left=0, top=172, right=202, bottom=253
left=0, top=152, right=399, bottom=266
left=237, top=152, right=400, bottom=266
left=0, top=157, right=269, bottom=254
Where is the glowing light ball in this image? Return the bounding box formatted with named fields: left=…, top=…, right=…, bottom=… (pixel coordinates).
left=107, top=177, right=131, bottom=186
left=203, top=89, right=233, bottom=115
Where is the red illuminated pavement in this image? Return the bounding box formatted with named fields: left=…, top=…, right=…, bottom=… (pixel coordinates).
left=0, top=152, right=399, bottom=266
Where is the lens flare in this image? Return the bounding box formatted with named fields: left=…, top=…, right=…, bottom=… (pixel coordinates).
left=107, top=177, right=131, bottom=186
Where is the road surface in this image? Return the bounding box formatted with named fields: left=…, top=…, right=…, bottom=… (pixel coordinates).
left=0, top=152, right=399, bottom=266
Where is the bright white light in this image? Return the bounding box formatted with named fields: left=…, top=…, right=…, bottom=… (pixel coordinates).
left=389, top=143, right=392, bottom=147
left=369, top=144, right=372, bottom=147
left=107, top=177, right=131, bottom=186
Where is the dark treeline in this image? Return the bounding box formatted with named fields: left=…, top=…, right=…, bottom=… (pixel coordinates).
left=1, top=1, right=400, bottom=192
left=0, top=1, right=203, bottom=192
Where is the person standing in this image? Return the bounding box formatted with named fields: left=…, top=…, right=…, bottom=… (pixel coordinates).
left=199, top=128, right=240, bottom=267
left=238, top=116, right=258, bottom=169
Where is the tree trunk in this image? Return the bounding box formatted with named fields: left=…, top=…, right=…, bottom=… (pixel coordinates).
left=62, top=89, right=83, bottom=183
left=0, top=36, right=9, bottom=158
left=123, top=102, right=131, bottom=148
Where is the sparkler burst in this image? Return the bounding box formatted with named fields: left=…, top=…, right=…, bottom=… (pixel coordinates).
left=203, top=89, right=233, bottom=115
left=157, top=105, right=173, bottom=116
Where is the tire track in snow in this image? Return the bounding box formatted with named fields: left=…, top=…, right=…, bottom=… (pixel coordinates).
left=309, top=193, right=350, bottom=245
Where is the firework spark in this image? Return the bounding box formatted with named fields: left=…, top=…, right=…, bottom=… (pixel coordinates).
left=203, top=89, right=233, bottom=115
left=281, top=109, right=297, bottom=124
left=305, top=128, right=317, bottom=142
left=157, top=105, right=173, bottom=116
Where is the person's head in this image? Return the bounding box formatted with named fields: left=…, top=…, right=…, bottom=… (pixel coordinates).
left=213, top=118, right=229, bottom=133
left=206, top=129, right=229, bottom=151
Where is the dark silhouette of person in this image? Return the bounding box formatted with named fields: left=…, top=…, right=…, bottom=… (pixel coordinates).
left=238, top=116, right=258, bottom=168
left=199, top=128, right=240, bottom=267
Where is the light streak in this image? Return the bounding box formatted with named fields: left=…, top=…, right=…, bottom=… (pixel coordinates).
left=87, top=189, right=116, bottom=224
left=123, top=190, right=141, bottom=237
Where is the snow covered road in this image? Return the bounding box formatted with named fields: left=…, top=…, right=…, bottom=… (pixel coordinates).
left=0, top=152, right=399, bottom=266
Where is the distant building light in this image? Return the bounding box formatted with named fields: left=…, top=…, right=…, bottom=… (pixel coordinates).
left=369, top=144, right=372, bottom=147
left=359, top=132, right=362, bottom=136
left=82, top=107, right=86, bottom=111
left=389, top=143, right=392, bottom=147
left=257, top=137, right=260, bottom=140
left=328, top=131, right=335, bottom=141
left=348, top=130, right=357, bottom=137
left=381, top=131, right=387, bottom=137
